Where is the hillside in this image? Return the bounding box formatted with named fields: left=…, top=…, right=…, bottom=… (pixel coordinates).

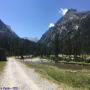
left=39, top=9, right=90, bottom=55
left=0, top=19, right=36, bottom=55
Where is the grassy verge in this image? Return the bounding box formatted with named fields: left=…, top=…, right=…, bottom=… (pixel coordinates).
left=23, top=61, right=90, bottom=90
left=0, top=61, right=6, bottom=74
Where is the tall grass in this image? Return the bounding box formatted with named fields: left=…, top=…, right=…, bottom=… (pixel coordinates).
left=0, top=61, right=6, bottom=74
left=24, top=61, right=90, bottom=90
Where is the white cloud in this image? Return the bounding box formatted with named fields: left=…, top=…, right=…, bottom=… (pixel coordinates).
left=59, top=8, right=68, bottom=15
left=49, top=23, right=54, bottom=28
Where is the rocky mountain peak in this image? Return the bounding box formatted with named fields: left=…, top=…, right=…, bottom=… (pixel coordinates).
left=39, top=9, right=90, bottom=48
left=66, top=9, right=77, bottom=14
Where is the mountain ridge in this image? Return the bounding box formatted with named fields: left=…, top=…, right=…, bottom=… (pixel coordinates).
left=39, top=9, right=90, bottom=45
left=39, top=9, right=90, bottom=55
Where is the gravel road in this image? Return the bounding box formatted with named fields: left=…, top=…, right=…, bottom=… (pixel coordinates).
left=0, top=58, right=60, bottom=90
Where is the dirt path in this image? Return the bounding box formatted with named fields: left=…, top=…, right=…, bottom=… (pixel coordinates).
left=0, top=58, right=59, bottom=90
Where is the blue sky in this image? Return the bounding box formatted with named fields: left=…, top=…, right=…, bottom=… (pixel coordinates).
left=0, top=0, right=90, bottom=39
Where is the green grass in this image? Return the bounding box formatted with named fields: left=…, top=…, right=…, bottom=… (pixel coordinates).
left=23, top=61, right=90, bottom=90
left=0, top=61, right=6, bottom=74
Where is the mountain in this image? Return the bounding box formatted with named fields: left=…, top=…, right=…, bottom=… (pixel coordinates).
left=39, top=9, right=90, bottom=54
left=23, top=37, right=39, bottom=42
left=0, top=19, right=36, bottom=55
left=0, top=19, right=18, bottom=39
left=0, top=19, right=19, bottom=53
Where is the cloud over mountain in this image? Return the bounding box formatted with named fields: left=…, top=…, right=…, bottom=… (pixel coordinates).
left=59, top=8, right=68, bottom=15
